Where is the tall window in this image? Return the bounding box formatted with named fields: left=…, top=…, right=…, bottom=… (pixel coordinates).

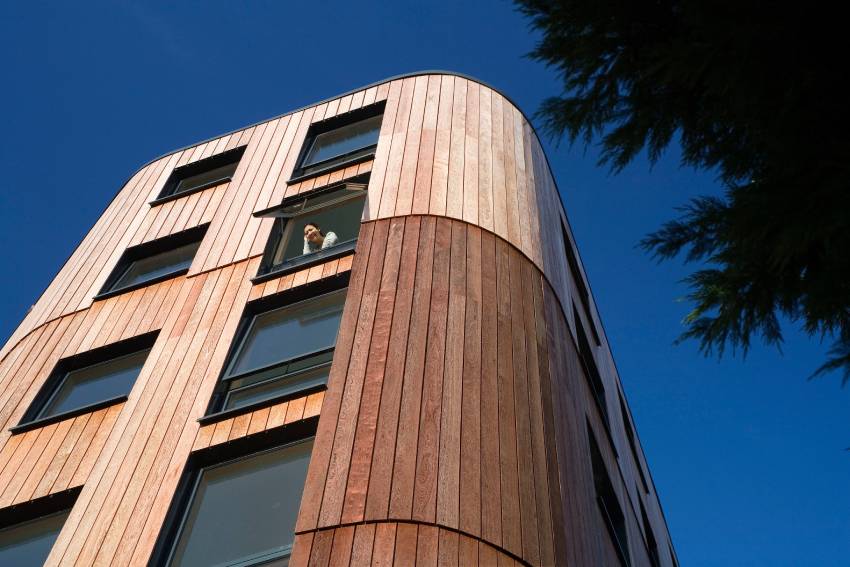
left=164, top=439, right=313, bottom=567
left=155, top=146, right=245, bottom=203
left=619, top=393, right=650, bottom=494
left=588, top=425, right=631, bottom=566
left=639, top=498, right=661, bottom=567
left=292, top=103, right=384, bottom=179
left=574, top=302, right=609, bottom=427
left=208, top=288, right=346, bottom=414
left=561, top=221, right=600, bottom=344
left=15, top=333, right=156, bottom=430
left=98, top=225, right=207, bottom=297
left=0, top=511, right=69, bottom=567
left=256, top=181, right=366, bottom=276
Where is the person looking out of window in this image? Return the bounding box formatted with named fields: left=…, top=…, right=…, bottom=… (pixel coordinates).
left=303, top=222, right=338, bottom=254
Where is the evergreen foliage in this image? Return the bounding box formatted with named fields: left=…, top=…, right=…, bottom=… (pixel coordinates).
left=517, top=0, right=850, bottom=382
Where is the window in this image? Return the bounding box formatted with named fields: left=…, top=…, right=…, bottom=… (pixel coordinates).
left=561, top=221, right=600, bottom=345
left=14, top=332, right=156, bottom=431
left=639, top=498, right=661, bottom=567
left=292, top=103, right=384, bottom=179
left=255, top=180, right=367, bottom=276
left=207, top=288, right=346, bottom=415
left=574, top=302, right=609, bottom=427
left=619, top=393, right=650, bottom=494
left=155, top=146, right=245, bottom=203
left=588, top=425, right=630, bottom=566
left=98, top=225, right=207, bottom=297
left=163, top=438, right=313, bottom=567
left=0, top=511, right=69, bottom=566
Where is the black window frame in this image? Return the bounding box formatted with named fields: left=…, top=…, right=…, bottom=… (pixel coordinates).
left=201, top=274, right=349, bottom=424
left=151, top=146, right=246, bottom=206
left=619, top=392, right=651, bottom=494
left=11, top=331, right=158, bottom=434
left=561, top=220, right=601, bottom=345
left=288, top=102, right=386, bottom=182
left=638, top=497, right=661, bottom=567
left=150, top=423, right=317, bottom=567
left=96, top=224, right=208, bottom=300
left=253, top=178, right=368, bottom=281
left=0, top=487, right=79, bottom=566
left=588, top=423, right=631, bottom=567
left=574, top=302, right=610, bottom=429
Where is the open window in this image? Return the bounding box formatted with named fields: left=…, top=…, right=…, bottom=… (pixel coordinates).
left=254, top=180, right=367, bottom=277
left=97, top=225, right=207, bottom=298
left=205, top=287, right=346, bottom=418
left=153, top=146, right=245, bottom=204
left=13, top=332, right=157, bottom=432
left=290, top=102, right=385, bottom=181
left=158, top=438, right=313, bottom=567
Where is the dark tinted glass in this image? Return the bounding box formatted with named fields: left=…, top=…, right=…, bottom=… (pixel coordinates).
left=225, top=364, right=330, bottom=411
left=0, top=511, right=68, bottom=567
left=228, top=291, right=346, bottom=377
left=271, top=195, right=365, bottom=267
left=174, top=162, right=237, bottom=195
left=302, top=114, right=382, bottom=167
left=40, top=349, right=148, bottom=418
left=111, top=241, right=199, bottom=291
left=169, top=439, right=313, bottom=567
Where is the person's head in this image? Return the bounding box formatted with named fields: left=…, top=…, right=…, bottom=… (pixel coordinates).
left=303, top=222, right=325, bottom=244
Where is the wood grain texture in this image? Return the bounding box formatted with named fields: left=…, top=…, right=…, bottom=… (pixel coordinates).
left=0, top=73, right=674, bottom=567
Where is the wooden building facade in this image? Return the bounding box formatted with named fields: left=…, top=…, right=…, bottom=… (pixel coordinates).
left=0, top=72, right=678, bottom=566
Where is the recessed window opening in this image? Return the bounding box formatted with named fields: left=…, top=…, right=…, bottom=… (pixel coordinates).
left=256, top=180, right=367, bottom=276
left=0, top=510, right=69, bottom=566
left=561, top=221, right=601, bottom=345
left=164, top=438, right=314, bottom=567
left=292, top=102, right=385, bottom=179
left=208, top=288, right=346, bottom=415
left=639, top=498, right=661, bottom=567
left=98, top=225, right=207, bottom=297
left=574, top=303, right=609, bottom=426
left=156, top=146, right=245, bottom=202
left=15, top=332, right=157, bottom=430
left=588, top=424, right=631, bottom=566
left=619, top=393, right=650, bottom=494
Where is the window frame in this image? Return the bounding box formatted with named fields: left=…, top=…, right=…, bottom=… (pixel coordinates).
left=151, top=426, right=317, bottom=567
left=253, top=180, right=367, bottom=281
left=201, top=276, right=349, bottom=424
left=619, top=392, right=651, bottom=494
left=11, top=332, right=158, bottom=434
left=0, top=487, right=79, bottom=566
left=288, top=102, right=385, bottom=182
left=151, top=146, right=246, bottom=206
left=95, top=224, right=208, bottom=300
left=561, top=220, right=601, bottom=345
left=588, top=423, right=631, bottom=567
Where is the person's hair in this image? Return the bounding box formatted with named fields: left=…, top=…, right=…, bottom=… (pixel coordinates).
left=304, top=221, right=324, bottom=236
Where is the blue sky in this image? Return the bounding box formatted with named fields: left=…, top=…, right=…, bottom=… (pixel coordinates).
left=1, top=2, right=847, bottom=565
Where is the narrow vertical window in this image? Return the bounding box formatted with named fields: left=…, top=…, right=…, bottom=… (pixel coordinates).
left=561, top=220, right=600, bottom=344
left=588, top=424, right=631, bottom=566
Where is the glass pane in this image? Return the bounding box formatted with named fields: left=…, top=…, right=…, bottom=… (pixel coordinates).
left=302, top=114, right=382, bottom=167
left=175, top=162, right=237, bottom=195
left=41, top=349, right=148, bottom=418
left=0, top=511, right=68, bottom=567
left=112, top=241, right=200, bottom=290
left=225, top=364, right=330, bottom=411
left=229, top=291, right=345, bottom=377
left=271, top=195, right=364, bottom=267
left=169, top=440, right=313, bottom=567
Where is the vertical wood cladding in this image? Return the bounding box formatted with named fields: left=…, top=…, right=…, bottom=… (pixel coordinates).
left=0, top=73, right=674, bottom=566
left=293, top=217, right=661, bottom=566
